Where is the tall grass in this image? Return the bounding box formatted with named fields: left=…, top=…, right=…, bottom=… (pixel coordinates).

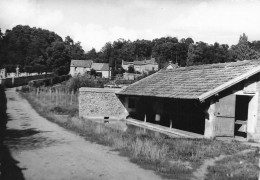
left=22, top=86, right=78, bottom=116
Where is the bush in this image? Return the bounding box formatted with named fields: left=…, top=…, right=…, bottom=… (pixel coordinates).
left=28, top=75, right=71, bottom=87
left=115, top=79, right=135, bottom=84
left=66, top=73, right=109, bottom=92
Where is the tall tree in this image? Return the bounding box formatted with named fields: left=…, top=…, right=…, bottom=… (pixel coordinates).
left=229, top=33, right=260, bottom=61
left=85, top=48, right=98, bottom=60
left=46, top=41, right=71, bottom=75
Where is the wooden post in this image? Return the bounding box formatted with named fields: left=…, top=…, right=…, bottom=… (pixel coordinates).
left=12, top=77, right=14, bottom=86
left=56, top=88, right=58, bottom=106
left=259, top=149, right=260, bottom=180
left=70, top=90, right=74, bottom=105
left=170, top=120, right=172, bottom=128
left=144, top=114, right=146, bottom=123
left=49, top=88, right=51, bottom=104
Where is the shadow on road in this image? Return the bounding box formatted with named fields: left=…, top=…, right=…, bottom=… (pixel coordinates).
left=0, top=86, right=25, bottom=180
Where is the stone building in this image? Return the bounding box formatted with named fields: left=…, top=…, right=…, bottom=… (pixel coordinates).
left=79, top=88, right=128, bottom=120
left=70, top=60, right=93, bottom=76
left=121, top=58, right=158, bottom=74
left=70, top=60, right=111, bottom=78
left=91, top=63, right=111, bottom=78
left=116, top=59, right=260, bottom=141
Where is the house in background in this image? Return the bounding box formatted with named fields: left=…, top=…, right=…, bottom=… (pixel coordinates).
left=70, top=60, right=93, bottom=75
left=117, top=59, right=260, bottom=141
left=91, top=63, right=111, bottom=78
left=165, top=61, right=179, bottom=70
left=0, top=68, right=6, bottom=79
left=70, top=60, right=111, bottom=78
left=122, top=57, right=159, bottom=74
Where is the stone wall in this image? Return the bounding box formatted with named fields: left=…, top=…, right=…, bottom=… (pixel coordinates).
left=79, top=87, right=128, bottom=120
left=0, top=74, right=53, bottom=88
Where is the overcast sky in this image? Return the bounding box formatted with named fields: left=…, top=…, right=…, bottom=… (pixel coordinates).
left=0, top=0, right=260, bottom=51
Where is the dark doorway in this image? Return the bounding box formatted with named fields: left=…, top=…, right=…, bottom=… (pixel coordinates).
left=235, top=95, right=251, bottom=138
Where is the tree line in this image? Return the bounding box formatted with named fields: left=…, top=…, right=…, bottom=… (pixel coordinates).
left=0, top=25, right=85, bottom=75
left=1, top=25, right=260, bottom=76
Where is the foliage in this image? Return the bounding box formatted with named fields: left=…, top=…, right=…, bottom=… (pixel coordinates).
left=127, top=66, right=135, bottom=73
left=28, top=75, right=71, bottom=87
left=0, top=25, right=86, bottom=75
left=186, top=42, right=231, bottom=66
left=89, top=68, right=97, bottom=77
left=229, top=33, right=260, bottom=61
left=1, top=24, right=260, bottom=77
left=66, top=73, right=109, bottom=92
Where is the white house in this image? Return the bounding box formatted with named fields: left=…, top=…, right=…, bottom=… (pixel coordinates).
left=91, top=63, right=111, bottom=78
left=70, top=60, right=111, bottom=78
left=70, top=60, right=93, bottom=76
left=121, top=58, right=158, bottom=74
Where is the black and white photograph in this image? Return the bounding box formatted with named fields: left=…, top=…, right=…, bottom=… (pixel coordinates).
left=1, top=0, right=260, bottom=179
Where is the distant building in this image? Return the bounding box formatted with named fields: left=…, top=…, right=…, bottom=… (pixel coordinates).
left=0, top=68, right=6, bottom=79
left=121, top=57, right=158, bottom=74
left=91, top=63, right=111, bottom=78
left=69, top=60, right=111, bottom=78
left=165, top=61, right=179, bottom=70
left=123, top=73, right=142, bottom=80
left=70, top=60, right=93, bottom=75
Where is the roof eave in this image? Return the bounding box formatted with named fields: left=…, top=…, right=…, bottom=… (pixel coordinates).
left=199, top=65, right=260, bottom=102
left=116, top=92, right=198, bottom=100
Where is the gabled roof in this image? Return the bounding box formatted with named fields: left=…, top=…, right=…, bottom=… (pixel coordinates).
left=92, top=63, right=109, bottom=71
left=117, top=59, right=260, bottom=101
left=133, top=58, right=157, bottom=65
left=70, top=60, right=93, bottom=68
left=122, top=60, right=134, bottom=66
left=122, top=58, right=158, bottom=66
left=166, top=61, right=179, bottom=69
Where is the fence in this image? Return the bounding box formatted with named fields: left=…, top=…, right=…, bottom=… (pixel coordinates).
left=0, top=74, right=54, bottom=88
left=29, top=86, right=78, bottom=107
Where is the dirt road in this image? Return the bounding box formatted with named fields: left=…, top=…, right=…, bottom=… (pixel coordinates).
left=3, top=88, right=163, bottom=180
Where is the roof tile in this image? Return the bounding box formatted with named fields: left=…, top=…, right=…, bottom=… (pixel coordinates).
left=117, top=59, right=260, bottom=99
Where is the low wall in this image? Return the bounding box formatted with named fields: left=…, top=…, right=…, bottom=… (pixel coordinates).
left=0, top=74, right=53, bottom=87
left=79, top=87, right=128, bottom=120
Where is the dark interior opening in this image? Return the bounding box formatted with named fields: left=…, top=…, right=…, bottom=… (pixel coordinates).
left=126, top=96, right=205, bottom=135
left=235, top=95, right=251, bottom=138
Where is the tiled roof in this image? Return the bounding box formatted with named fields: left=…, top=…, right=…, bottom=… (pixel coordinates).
left=70, top=60, right=93, bottom=68
left=122, top=60, right=134, bottom=65
left=133, top=58, right=157, bottom=65
left=117, top=59, right=260, bottom=100
left=92, top=63, right=110, bottom=71
left=122, top=58, right=157, bottom=66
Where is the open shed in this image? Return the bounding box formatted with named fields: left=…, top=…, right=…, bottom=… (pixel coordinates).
left=116, top=59, right=260, bottom=140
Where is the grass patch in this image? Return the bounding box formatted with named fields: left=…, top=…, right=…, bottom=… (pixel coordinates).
left=206, top=150, right=259, bottom=180
left=20, top=89, right=257, bottom=179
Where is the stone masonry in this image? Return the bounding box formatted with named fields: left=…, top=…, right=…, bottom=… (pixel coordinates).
left=79, top=87, right=128, bottom=120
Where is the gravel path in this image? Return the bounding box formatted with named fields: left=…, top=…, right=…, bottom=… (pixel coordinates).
left=4, top=88, right=163, bottom=180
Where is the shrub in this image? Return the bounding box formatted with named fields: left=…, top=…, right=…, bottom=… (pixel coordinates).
left=28, top=75, right=71, bottom=87
left=66, top=73, right=109, bottom=92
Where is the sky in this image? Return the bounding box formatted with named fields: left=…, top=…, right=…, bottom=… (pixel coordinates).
left=0, top=0, right=260, bottom=51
